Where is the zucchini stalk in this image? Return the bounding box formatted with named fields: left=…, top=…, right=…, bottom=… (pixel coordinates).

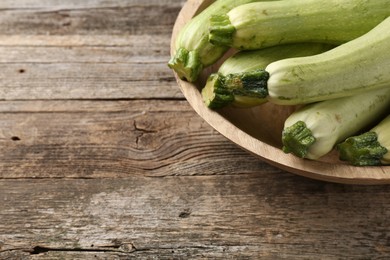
left=168, top=0, right=264, bottom=82
left=202, top=69, right=269, bottom=109
left=338, top=115, right=390, bottom=166
left=222, top=16, right=390, bottom=105
left=201, top=43, right=333, bottom=109
left=209, top=0, right=390, bottom=50
left=282, top=88, right=390, bottom=160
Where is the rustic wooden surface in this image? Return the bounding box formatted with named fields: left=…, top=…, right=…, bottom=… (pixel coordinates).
left=1, top=0, right=390, bottom=259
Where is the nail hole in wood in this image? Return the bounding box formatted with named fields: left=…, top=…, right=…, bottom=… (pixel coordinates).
left=19, top=69, right=25, bottom=73
left=179, top=209, right=191, bottom=218
left=11, top=136, right=21, bottom=141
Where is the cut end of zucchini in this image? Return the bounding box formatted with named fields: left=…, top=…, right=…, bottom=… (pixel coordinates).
left=201, top=73, right=234, bottom=109
left=337, top=132, right=388, bottom=166
left=168, top=47, right=203, bottom=82
left=282, top=121, right=316, bottom=158
left=202, top=70, right=269, bottom=109
left=209, top=14, right=235, bottom=46
left=224, top=69, right=269, bottom=98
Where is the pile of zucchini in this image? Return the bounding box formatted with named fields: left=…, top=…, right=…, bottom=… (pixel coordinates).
left=169, top=0, right=390, bottom=166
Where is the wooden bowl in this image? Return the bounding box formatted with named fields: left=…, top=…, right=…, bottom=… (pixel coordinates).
left=170, top=0, right=390, bottom=184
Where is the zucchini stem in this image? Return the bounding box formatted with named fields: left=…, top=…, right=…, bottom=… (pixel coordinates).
left=168, top=47, right=203, bottom=82
left=202, top=73, right=235, bottom=109
left=282, top=121, right=316, bottom=158
left=201, top=69, right=269, bottom=109
left=209, top=14, right=235, bottom=46
left=224, top=69, right=269, bottom=98
left=337, top=132, right=388, bottom=166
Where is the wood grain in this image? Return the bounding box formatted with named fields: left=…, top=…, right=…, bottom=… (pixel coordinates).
left=0, top=100, right=274, bottom=179
left=0, top=0, right=183, bottom=35
left=2, top=177, right=390, bottom=259
left=0, top=62, right=180, bottom=100
left=0, top=0, right=182, bottom=100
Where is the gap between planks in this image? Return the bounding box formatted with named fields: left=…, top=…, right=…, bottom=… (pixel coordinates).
left=0, top=35, right=170, bottom=47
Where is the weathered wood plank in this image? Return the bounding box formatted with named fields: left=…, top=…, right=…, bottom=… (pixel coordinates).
left=0, top=0, right=184, bottom=10
left=0, top=36, right=169, bottom=59
left=0, top=36, right=179, bottom=101
left=0, top=36, right=179, bottom=99
left=0, top=62, right=179, bottom=100
left=0, top=100, right=275, bottom=179
left=0, top=1, right=184, bottom=36
left=1, top=177, right=390, bottom=259
left=0, top=0, right=185, bottom=100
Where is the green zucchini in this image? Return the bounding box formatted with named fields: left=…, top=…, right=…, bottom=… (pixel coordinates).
left=282, top=88, right=390, bottom=160
left=209, top=0, right=390, bottom=50
left=267, top=16, right=390, bottom=105
left=338, top=115, right=390, bottom=166
left=214, top=16, right=390, bottom=105
left=168, top=0, right=265, bottom=82
left=201, top=43, right=334, bottom=109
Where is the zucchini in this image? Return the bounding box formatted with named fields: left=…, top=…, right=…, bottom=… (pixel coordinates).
left=168, top=0, right=265, bottom=82
left=209, top=0, right=390, bottom=50
left=338, top=115, right=390, bottom=166
left=267, top=16, right=390, bottom=105
left=201, top=43, right=334, bottom=109
left=282, top=88, right=390, bottom=160
left=216, top=16, right=390, bottom=105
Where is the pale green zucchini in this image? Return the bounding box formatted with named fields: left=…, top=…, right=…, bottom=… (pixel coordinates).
left=216, top=16, right=390, bottom=105
left=282, top=88, right=390, bottom=160
left=209, top=0, right=390, bottom=50
left=338, top=115, right=390, bottom=166
left=168, top=0, right=265, bottom=82
left=201, top=43, right=334, bottom=109
left=266, top=16, right=390, bottom=105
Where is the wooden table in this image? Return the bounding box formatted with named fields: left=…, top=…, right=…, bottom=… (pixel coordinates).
left=1, top=0, right=390, bottom=259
